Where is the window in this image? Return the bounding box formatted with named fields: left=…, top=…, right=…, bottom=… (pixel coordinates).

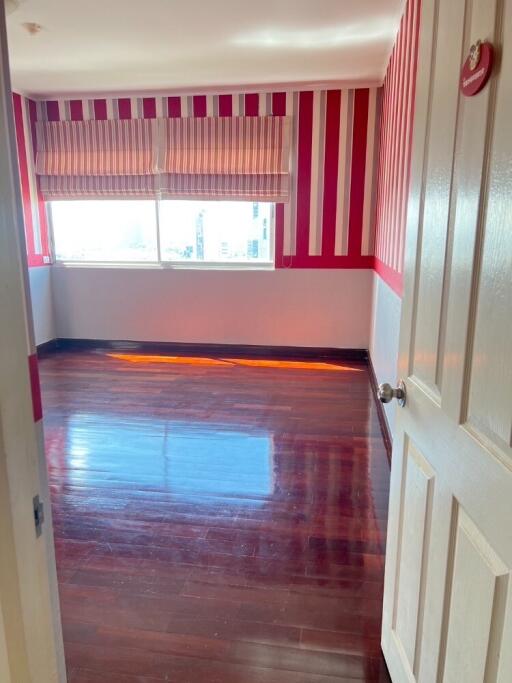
left=50, top=200, right=274, bottom=267
left=159, top=201, right=272, bottom=263
left=51, top=201, right=158, bottom=263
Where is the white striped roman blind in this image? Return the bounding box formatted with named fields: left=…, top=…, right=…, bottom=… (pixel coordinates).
left=34, top=116, right=291, bottom=201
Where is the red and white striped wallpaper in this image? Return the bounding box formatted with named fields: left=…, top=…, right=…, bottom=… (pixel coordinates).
left=33, top=88, right=380, bottom=269
left=12, top=92, right=50, bottom=267
left=373, top=0, right=421, bottom=295
left=14, top=0, right=420, bottom=279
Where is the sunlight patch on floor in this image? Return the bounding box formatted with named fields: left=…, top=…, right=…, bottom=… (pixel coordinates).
left=107, top=353, right=362, bottom=372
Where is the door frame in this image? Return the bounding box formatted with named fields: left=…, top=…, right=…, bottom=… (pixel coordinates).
left=0, top=6, right=66, bottom=682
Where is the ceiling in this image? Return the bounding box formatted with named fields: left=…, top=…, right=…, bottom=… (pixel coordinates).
left=6, top=0, right=404, bottom=98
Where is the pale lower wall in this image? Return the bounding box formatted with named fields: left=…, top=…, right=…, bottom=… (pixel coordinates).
left=369, top=272, right=402, bottom=436
left=51, top=267, right=373, bottom=349
left=28, top=266, right=56, bottom=346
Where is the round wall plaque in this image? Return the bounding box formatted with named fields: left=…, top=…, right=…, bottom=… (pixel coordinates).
left=460, top=40, right=494, bottom=96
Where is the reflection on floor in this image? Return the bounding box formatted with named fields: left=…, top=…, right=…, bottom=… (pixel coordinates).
left=64, top=414, right=274, bottom=499
left=40, top=349, right=391, bottom=682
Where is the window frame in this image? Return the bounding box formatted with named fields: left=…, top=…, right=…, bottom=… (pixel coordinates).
left=47, top=199, right=276, bottom=271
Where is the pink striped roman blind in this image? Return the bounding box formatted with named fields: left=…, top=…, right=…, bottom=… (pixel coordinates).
left=161, top=116, right=290, bottom=200
left=34, top=115, right=291, bottom=201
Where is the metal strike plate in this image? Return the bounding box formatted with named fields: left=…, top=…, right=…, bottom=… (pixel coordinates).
left=33, top=495, right=44, bottom=537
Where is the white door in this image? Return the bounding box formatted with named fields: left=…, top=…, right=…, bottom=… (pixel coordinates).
left=0, top=8, right=65, bottom=683
left=381, top=0, right=512, bottom=681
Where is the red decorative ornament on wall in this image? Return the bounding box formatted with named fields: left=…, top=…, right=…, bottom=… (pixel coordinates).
left=460, top=40, right=494, bottom=96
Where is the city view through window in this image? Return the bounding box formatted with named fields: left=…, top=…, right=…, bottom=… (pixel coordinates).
left=159, top=201, right=272, bottom=263
left=50, top=200, right=274, bottom=265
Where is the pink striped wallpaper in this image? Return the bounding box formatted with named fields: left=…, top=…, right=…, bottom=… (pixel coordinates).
left=14, top=0, right=420, bottom=278
left=12, top=92, right=50, bottom=267
left=373, top=0, right=422, bottom=295
left=34, top=88, right=380, bottom=269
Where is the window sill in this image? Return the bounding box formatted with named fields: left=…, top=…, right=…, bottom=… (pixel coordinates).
left=53, top=261, right=276, bottom=272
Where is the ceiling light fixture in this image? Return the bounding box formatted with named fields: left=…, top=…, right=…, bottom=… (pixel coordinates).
left=22, top=21, right=43, bottom=35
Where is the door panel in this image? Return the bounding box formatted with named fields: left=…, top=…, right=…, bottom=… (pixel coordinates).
left=392, top=439, right=435, bottom=677
left=410, top=0, right=465, bottom=399
left=441, top=0, right=503, bottom=423
left=382, top=0, right=512, bottom=680
left=464, top=19, right=512, bottom=454
left=440, top=507, right=509, bottom=683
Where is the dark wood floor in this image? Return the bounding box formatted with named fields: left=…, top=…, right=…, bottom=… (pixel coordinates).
left=40, top=349, right=391, bottom=682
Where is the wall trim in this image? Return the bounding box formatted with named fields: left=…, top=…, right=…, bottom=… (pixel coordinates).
left=38, top=338, right=368, bottom=362
left=367, top=351, right=393, bottom=463
left=36, top=339, right=59, bottom=355
left=26, top=79, right=384, bottom=102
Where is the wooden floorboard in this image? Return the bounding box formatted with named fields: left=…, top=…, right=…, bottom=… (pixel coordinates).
left=40, top=349, right=391, bottom=682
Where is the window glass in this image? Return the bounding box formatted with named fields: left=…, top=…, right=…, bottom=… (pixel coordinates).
left=51, top=200, right=158, bottom=262
left=50, top=199, right=274, bottom=266
left=158, top=201, right=273, bottom=263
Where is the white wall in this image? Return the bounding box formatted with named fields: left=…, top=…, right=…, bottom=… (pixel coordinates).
left=370, top=272, right=402, bottom=436
left=28, top=266, right=56, bottom=346
left=31, top=267, right=404, bottom=429
left=51, top=267, right=373, bottom=349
